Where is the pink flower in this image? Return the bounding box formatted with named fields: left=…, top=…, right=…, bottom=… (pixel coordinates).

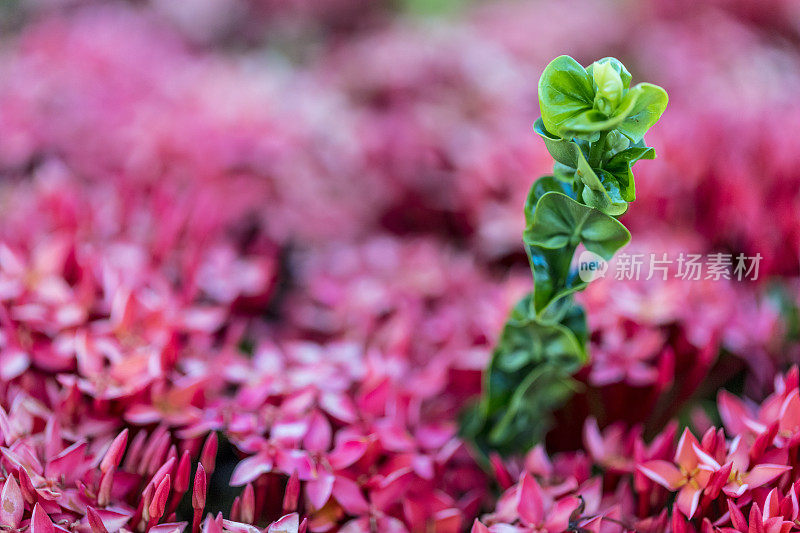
left=480, top=473, right=581, bottom=532
left=692, top=435, right=789, bottom=498
left=725, top=491, right=794, bottom=533
left=638, top=428, right=714, bottom=518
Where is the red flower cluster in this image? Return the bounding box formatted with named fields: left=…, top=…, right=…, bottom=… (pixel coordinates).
left=475, top=368, right=800, bottom=532
left=0, top=0, right=796, bottom=532
left=0, top=389, right=301, bottom=532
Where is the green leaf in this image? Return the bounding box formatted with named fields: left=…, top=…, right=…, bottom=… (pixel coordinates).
left=525, top=175, right=575, bottom=226
left=562, top=92, right=640, bottom=139
left=603, top=146, right=655, bottom=201
left=524, top=192, right=631, bottom=259
left=553, top=162, right=577, bottom=182
left=606, top=146, right=655, bottom=167
left=533, top=118, right=590, bottom=167
left=538, top=55, right=667, bottom=143
left=560, top=303, right=588, bottom=347
left=488, top=364, right=577, bottom=446
left=538, top=56, right=595, bottom=140
left=574, top=149, right=628, bottom=215
left=582, top=170, right=627, bottom=214
left=527, top=243, right=585, bottom=313
left=604, top=130, right=632, bottom=159
left=531, top=122, right=629, bottom=214
left=615, top=83, right=669, bottom=143
left=466, top=294, right=588, bottom=456
left=586, top=57, right=632, bottom=90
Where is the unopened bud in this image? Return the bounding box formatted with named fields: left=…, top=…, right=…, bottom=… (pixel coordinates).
left=592, top=61, right=623, bottom=116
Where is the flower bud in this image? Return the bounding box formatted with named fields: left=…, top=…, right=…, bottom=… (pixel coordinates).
left=149, top=475, right=171, bottom=522
left=200, top=432, right=218, bottom=476
left=192, top=463, right=207, bottom=510
left=175, top=450, right=191, bottom=493
left=100, top=429, right=128, bottom=474
left=241, top=483, right=255, bottom=524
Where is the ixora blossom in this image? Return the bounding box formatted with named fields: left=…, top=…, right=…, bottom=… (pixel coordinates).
left=0, top=1, right=800, bottom=533
left=472, top=367, right=800, bottom=532
left=220, top=339, right=488, bottom=532
left=0, top=393, right=302, bottom=532
left=637, top=428, right=786, bottom=518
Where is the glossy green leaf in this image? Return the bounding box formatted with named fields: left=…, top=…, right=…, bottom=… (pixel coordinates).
left=604, top=130, right=632, bottom=159
left=582, top=170, right=627, bottom=214
left=562, top=92, right=640, bottom=138
left=524, top=192, right=631, bottom=259
left=539, top=55, right=667, bottom=142
left=553, top=162, right=577, bottom=182
left=615, top=83, right=669, bottom=143
left=538, top=56, right=596, bottom=140
left=531, top=123, right=629, bottom=214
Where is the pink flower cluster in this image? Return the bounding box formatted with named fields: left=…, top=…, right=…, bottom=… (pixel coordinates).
left=0, top=0, right=796, bottom=532
left=0, top=386, right=302, bottom=532
left=475, top=368, right=800, bottom=532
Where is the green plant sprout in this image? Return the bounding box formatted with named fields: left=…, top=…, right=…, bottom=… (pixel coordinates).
left=462, top=55, right=668, bottom=457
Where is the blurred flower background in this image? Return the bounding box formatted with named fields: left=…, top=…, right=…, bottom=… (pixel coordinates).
left=0, top=0, right=800, bottom=532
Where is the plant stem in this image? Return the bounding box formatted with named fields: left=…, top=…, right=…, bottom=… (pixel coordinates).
left=588, top=130, right=608, bottom=167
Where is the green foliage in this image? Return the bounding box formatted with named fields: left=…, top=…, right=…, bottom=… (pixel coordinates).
left=538, top=55, right=668, bottom=143
left=462, top=55, right=667, bottom=458
left=524, top=192, right=631, bottom=258
left=461, top=295, right=586, bottom=457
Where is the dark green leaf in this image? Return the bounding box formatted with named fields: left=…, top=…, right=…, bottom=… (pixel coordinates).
left=574, top=142, right=629, bottom=215
left=603, top=146, right=655, bottom=201
left=527, top=243, right=585, bottom=313
left=467, top=294, right=588, bottom=456
left=525, top=175, right=575, bottom=226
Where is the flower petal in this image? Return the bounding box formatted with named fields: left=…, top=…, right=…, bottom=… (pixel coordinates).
left=0, top=475, right=23, bottom=528
left=517, top=473, right=545, bottom=527
left=230, top=453, right=273, bottom=486
left=676, top=485, right=701, bottom=519
left=637, top=461, right=684, bottom=490
left=743, top=465, right=791, bottom=489
left=30, top=503, right=55, bottom=533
